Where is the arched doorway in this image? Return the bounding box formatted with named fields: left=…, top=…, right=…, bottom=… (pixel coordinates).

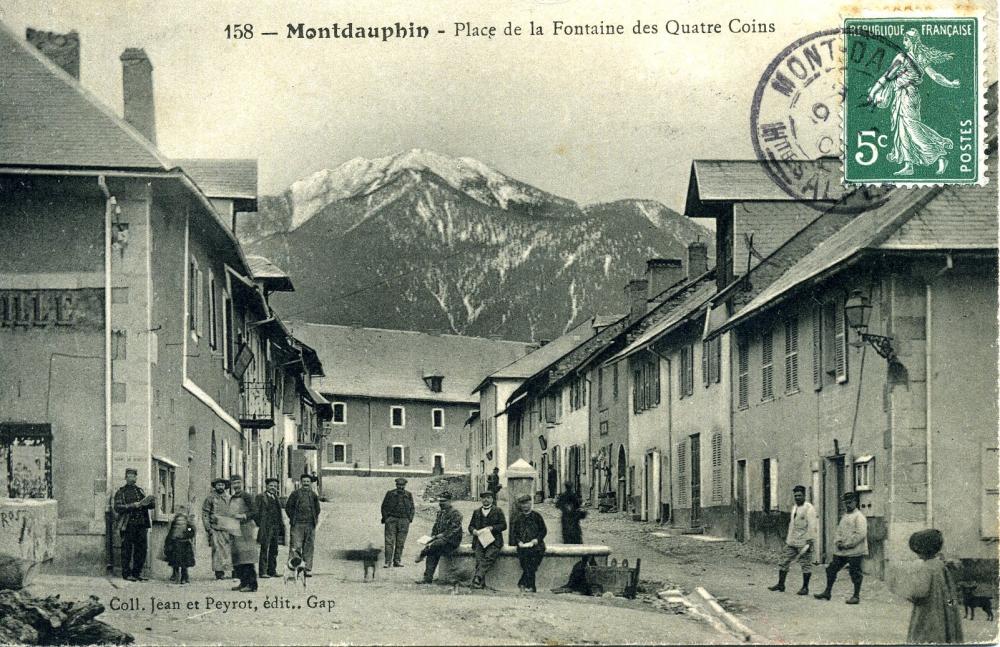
left=617, top=445, right=627, bottom=514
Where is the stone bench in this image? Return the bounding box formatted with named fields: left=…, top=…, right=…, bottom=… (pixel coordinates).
left=437, top=543, right=610, bottom=592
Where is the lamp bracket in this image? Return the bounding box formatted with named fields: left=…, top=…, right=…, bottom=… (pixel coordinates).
left=858, top=331, right=897, bottom=362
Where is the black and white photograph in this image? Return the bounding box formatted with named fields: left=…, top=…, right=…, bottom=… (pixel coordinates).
left=0, top=0, right=998, bottom=644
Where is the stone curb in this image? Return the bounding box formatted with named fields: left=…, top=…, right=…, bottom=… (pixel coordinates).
left=694, top=586, right=761, bottom=643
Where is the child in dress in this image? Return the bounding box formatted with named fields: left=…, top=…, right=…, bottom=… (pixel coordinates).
left=163, top=506, right=196, bottom=584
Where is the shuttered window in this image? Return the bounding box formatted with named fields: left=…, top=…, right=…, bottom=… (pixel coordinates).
left=737, top=337, right=749, bottom=409
left=784, top=316, right=799, bottom=394
left=679, top=345, right=694, bottom=397
left=633, top=359, right=660, bottom=413
left=761, top=329, right=774, bottom=401
left=613, top=363, right=619, bottom=400
left=702, top=340, right=710, bottom=387
left=328, top=443, right=352, bottom=463
left=387, top=445, right=408, bottom=466
left=812, top=306, right=823, bottom=391
left=676, top=440, right=687, bottom=507
left=598, top=367, right=604, bottom=407
left=834, top=303, right=848, bottom=382
left=703, top=337, right=722, bottom=387
left=982, top=444, right=999, bottom=539
left=711, top=432, right=723, bottom=504
left=632, top=369, right=641, bottom=413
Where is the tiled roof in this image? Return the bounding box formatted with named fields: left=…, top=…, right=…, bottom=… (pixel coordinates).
left=247, top=255, right=294, bottom=292
left=685, top=160, right=848, bottom=213
left=476, top=319, right=599, bottom=389
left=0, top=22, right=170, bottom=170
left=880, top=183, right=998, bottom=249
left=175, top=158, right=258, bottom=200
left=290, top=323, right=533, bottom=404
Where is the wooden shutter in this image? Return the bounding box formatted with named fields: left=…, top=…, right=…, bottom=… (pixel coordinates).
left=834, top=303, right=848, bottom=383
left=712, top=337, right=722, bottom=384
left=982, top=444, right=999, bottom=539
left=686, top=345, right=695, bottom=396
left=403, top=446, right=411, bottom=466
left=633, top=369, right=641, bottom=413
left=327, top=443, right=336, bottom=463
left=598, top=367, right=604, bottom=406
left=386, top=446, right=393, bottom=466
left=737, top=338, right=749, bottom=409
left=677, top=441, right=687, bottom=507
left=711, top=433, right=723, bottom=503
left=654, top=358, right=661, bottom=405
left=761, top=329, right=774, bottom=400
left=702, top=341, right=710, bottom=387
left=770, top=458, right=779, bottom=511
left=812, top=306, right=823, bottom=391
left=785, top=317, right=799, bottom=393
left=345, top=444, right=352, bottom=463
left=613, top=363, right=619, bottom=400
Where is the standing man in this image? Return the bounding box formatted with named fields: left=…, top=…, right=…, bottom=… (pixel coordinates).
left=547, top=464, right=558, bottom=501
left=255, top=477, right=284, bottom=579
left=202, top=477, right=232, bottom=580
left=381, top=477, right=414, bottom=568
left=285, top=473, right=321, bottom=577
left=768, top=484, right=818, bottom=595
left=486, top=467, right=501, bottom=499
left=113, top=467, right=154, bottom=582
left=414, top=492, right=463, bottom=584
left=227, top=474, right=259, bottom=592
left=468, top=490, right=507, bottom=589
left=815, top=491, right=868, bottom=604
left=552, top=481, right=591, bottom=594
left=510, top=494, right=547, bottom=592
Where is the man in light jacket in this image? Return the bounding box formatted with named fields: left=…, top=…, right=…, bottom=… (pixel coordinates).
left=815, top=491, right=868, bottom=604
left=768, top=484, right=818, bottom=595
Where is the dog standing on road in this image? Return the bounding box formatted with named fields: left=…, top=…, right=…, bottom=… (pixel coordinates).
left=957, top=582, right=995, bottom=621
left=284, top=547, right=308, bottom=588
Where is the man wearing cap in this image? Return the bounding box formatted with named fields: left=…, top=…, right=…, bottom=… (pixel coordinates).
left=381, top=477, right=415, bottom=568
left=113, top=468, right=154, bottom=581
left=227, top=474, right=259, bottom=592
left=768, top=485, right=818, bottom=595
left=468, top=490, right=507, bottom=589
left=510, top=494, right=547, bottom=592
left=256, top=477, right=285, bottom=578
left=415, top=492, right=463, bottom=584
left=815, top=491, right=868, bottom=604
left=487, top=467, right=502, bottom=499
left=202, top=477, right=233, bottom=580
left=285, top=473, right=321, bottom=576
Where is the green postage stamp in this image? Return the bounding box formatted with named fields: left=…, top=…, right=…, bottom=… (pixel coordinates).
left=843, top=13, right=985, bottom=185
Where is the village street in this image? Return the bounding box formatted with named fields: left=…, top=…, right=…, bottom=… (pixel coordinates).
left=25, top=477, right=998, bottom=645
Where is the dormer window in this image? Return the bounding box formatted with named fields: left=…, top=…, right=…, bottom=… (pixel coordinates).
left=423, top=373, right=443, bottom=393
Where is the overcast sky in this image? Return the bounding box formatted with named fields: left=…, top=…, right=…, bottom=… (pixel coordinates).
left=2, top=0, right=994, bottom=211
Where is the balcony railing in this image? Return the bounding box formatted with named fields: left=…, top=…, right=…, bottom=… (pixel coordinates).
left=240, top=381, right=275, bottom=429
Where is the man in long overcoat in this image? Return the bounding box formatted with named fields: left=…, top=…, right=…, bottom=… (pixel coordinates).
left=202, top=477, right=232, bottom=579
left=113, top=467, right=154, bottom=581
left=255, top=477, right=284, bottom=578
left=227, top=474, right=259, bottom=592
left=468, top=490, right=507, bottom=589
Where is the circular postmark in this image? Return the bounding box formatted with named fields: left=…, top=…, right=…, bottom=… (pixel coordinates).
left=750, top=28, right=902, bottom=212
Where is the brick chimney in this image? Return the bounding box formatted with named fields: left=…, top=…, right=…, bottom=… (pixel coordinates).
left=687, top=241, right=709, bottom=277
left=624, top=279, right=649, bottom=322
left=645, top=258, right=684, bottom=301
left=120, top=48, right=156, bottom=143
left=26, top=28, right=80, bottom=80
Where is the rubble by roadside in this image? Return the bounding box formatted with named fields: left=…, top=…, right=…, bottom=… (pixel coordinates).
left=420, top=475, right=471, bottom=502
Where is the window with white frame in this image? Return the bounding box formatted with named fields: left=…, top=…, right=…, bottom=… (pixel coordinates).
left=822, top=299, right=849, bottom=384
left=854, top=456, right=874, bottom=491
left=332, top=402, right=347, bottom=424
left=388, top=445, right=407, bottom=466
left=432, top=408, right=444, bottom=429
left=188, top=257, right=202, bottom=337
left=154, top=459, right=176, bottom=517
left=390, top=406, right=405, bottom=428
left=328, top=442, right=351, bottom=464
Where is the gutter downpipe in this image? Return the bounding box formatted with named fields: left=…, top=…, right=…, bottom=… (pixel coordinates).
left=98, top=176, right=114, bottom=572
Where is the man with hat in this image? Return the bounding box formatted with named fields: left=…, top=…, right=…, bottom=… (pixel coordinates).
left=202, top=477, right=233, bottom=579
left=285, top=473, right=321, bottom=576
left=227, top=474, right=259, bottom=592
left=768, top=484, right=818, bottom=595
left=510, top=493, right=547, bottom=592
left=381, top=477, right=415, bottom=568
left=815, top=491, right=868, bottom=604
left=113, top=467, right=154, bottom=581
left=468, top=490, right=507, bottom=589
left=256, top=477, right=285, bottom=578
left=415, top=491, right=463, bottom=584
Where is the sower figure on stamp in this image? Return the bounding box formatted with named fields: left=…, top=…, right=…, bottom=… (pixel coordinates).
left=285, top=473, right=321, bottom=577
left=255, top=477, right=284, bottom=579
left=381, top=477, right=414, bottom=568
left=815, top=491, right=868, bottom=604
left=414, top=492, right=463, bottom=584
left=510, top=494, right=547, bottom=593
left=113, top=467, right=154, bottom=582
left=468, top=490, right=507, bottom=589
left=227, top=474, right=259, bottom=592
left=768, top=484, right=818, bottom=595
left=202, top=477, right=232, bottom=580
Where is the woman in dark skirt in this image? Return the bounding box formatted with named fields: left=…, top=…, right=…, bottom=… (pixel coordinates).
left=163, top=506, right=196, bottom=584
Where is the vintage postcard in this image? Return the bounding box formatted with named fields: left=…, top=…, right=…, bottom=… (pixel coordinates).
left=0, top=0, right=997, bottom=645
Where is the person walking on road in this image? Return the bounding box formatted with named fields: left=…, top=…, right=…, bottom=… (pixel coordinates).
left=510, top=494, right=547, bottom=592
left=815, top=491, right=868, bottom=604
left=285, top=473, right=321, bottom=577
left=202, top=477, right=233, bottom=580
left=415, top=492, right=463, bottom=584
left=113, top=467, right=155, bottom=582
left=381, top=477, right=414, bottom=568
left=897, top=528, right=963, bottom=644
left=768, top=484, right=818, bottom=595
left=227, top=474, right=259, bottom=592
left=255, top=477, right=284, bottom=578
left=486, top=467, right=502, bottom=499
left=468, top=490, right=507, bottom=589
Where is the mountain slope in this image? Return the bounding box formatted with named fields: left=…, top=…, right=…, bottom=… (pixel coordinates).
left=244, top=151, right=712, bottom=341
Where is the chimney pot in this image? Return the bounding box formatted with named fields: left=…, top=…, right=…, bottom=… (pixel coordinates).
left=687, top=242, right=709, bottom=277
left=645, top=258, right=684, bottom=303
left=26, top=28, right=80, bottom=80
left=624, top=279, right=649, bottom=323
left=120, top=48, right=157, bottom=144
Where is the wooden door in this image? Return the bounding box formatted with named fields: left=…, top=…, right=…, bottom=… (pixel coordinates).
left=689, top=434, right=702, bottom=526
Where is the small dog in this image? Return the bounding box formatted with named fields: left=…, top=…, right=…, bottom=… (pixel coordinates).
left=362, top=543, right=379, bottom=582
left=957, top=582, right=994, bottom=621
left=284, top=548, right=308, bottom=588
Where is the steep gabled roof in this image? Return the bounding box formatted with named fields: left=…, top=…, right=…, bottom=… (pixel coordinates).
left=290, top=323, right=532, bottom=404
left=0, top=22, right=170, bottom=170
left=175, top=158, right=258, bottom=201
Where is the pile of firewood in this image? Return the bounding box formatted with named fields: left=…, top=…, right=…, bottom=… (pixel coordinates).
left=420, top=475, right=471, bottom=502
left=0, top=589, right=133, bottom=645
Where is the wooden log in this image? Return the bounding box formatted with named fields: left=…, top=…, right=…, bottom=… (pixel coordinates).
left=0, top=553, right=38, bottom=589
left=59, top=619, right=134, bottom=645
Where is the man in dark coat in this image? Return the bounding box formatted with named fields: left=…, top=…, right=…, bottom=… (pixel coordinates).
left=486, top=467, right=501, bottom=499
left=415, top=492, right=463, bottom=584
left=227, top=474, right=259, bottom=592
left=553, top=481, right=591, bottom=594
left=381, top=477, right=414, bottom=568
left=547, top=465, right=558, bottom=500
left=468, top=490, right=507, bottom=589
left=255, top=477, right=284, bottom=578
left=510, top=494, right=547, bottom=592
left=113, top=467, right=154, bottom=581
left=285, top=474, right=321, bottom=576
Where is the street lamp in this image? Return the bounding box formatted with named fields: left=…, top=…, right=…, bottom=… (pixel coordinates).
left=844, top=289, right=897, bottom=362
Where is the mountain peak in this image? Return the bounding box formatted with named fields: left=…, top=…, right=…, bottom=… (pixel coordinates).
left=286, top=149, right=574, bottom=229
